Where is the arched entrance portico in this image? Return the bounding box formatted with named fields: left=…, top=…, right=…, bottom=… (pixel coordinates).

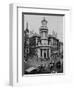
left=38, top=47, right=51, bottom=59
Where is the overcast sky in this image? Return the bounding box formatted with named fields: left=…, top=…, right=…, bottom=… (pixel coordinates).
left=24, top=14, right=64, bottom=42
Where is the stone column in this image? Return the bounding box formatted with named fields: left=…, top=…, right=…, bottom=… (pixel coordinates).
left=37, top=48, right=40, bottom=58
left=47, top=49, right=49, bottom=58
left=42, top=50, right=44, bottom=58
left=49, top=48, right=51, bottom=57
left=46, top=50, right=48, bottom=58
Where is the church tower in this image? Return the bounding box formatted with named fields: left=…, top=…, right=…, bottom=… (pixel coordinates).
left=25, top=22, right=29, bottom=36
left=24, top=22, right=29, bottom=57
left=39, top=17, right=48, bottom=45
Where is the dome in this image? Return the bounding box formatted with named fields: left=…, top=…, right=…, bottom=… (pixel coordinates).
left=40, top=17, right=48, bottom=32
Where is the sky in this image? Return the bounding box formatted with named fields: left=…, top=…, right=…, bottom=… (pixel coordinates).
left=24, top=14, right=64, bottom=42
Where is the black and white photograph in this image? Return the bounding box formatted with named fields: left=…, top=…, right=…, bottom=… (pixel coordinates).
left=22, top=13, right=64, bottom=75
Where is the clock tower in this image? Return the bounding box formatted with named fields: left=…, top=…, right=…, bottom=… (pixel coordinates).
left=39, top=17, right=48, bottom=45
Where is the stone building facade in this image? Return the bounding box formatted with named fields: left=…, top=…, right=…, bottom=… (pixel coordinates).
left=24, top=18, right=63, bottom=60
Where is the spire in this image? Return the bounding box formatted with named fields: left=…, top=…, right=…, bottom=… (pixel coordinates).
left=26, top=22, right=29, bottom=32
left=52, top=29, right=57, bottom=38
left=41, top=17, right=48, bottom=26
left=43, top=17, right=45, bottom=21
